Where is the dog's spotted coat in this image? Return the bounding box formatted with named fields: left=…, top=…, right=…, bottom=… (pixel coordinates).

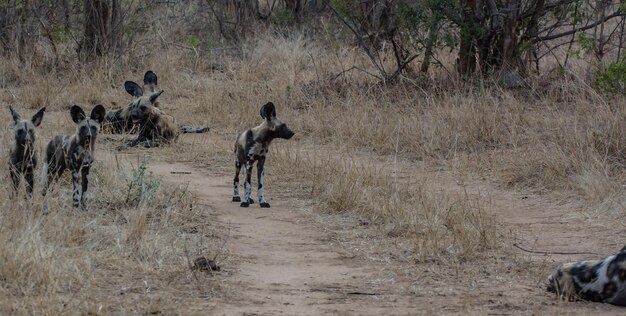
left=547, top=245, right=626, bottom=306
left=104, top=71, right=208, bottom=142
left=232, top=102, right=294, bottom=208
left=42, top=104, right=105, bottom=210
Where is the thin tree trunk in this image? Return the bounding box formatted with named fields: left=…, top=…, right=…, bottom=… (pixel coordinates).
left=109, top=0, right=121, bottom=55
left=16, top=0, right=32, bottom=62
left=285, top=0, right=304, bottom=22
left=421, top=19, right=440, bottom=73
left=82, top=0, right=110, bottom=57
left=499, top=1, right=523, bottom=87
left=458, top=0, right=477, bottom=75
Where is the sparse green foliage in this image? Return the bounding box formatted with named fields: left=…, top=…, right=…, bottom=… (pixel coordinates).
left=186, top=34, right=201, bottom=49
left=271, top=8, right=294, bottom=26
left=125, top=158, right=161, bottom=206
left=576, top=31, right=596, bottom=52
left=50, top=23, right=70, bottom=43
left=594, top=59, right=626, bottom=94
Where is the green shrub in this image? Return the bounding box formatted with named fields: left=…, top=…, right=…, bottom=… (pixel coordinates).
left=594, top=58, right=626, bottom=94
left=125, top=158, right=161, bottom=206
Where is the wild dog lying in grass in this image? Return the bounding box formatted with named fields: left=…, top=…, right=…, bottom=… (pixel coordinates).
left=232, top=102, right=294, bottom=208
left=8, top=106, right=45, bottom=197
left=42, top=104, right=105, bottom=209
left=103, top=71, right=208, bottom=145
left=547, top=245, right=626, bottom=306
left=115, top=76, right=179, bottom=149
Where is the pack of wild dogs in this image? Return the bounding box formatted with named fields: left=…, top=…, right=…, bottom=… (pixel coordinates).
left=7, top=70, right=292, bottom=211
left=5, top=71, right=626, bottom=307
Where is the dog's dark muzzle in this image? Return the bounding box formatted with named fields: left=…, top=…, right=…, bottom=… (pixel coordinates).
left=131, top=114, right=142, bottom=124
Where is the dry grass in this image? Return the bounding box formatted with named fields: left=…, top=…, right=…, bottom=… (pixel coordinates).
left=265, top=144, right=498, bottom=263
left=0, top=111, right=222, bottom=313
left=5, top=28, right=621, bottom=251
left=0, top=13, right=625, bottom=312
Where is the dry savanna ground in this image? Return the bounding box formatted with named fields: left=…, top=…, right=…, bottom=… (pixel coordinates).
left=0, top=30, right=625, bottom=315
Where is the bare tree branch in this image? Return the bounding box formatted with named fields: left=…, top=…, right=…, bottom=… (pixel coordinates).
left=533, top=10, right=625, bottom=42
left=328, top=3, right=386, bottom=78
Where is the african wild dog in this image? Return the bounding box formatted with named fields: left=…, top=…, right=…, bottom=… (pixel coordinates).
left=103, top=70, right=208, bottom=138
left=547, top=245, right=626, bottom=306
left=232, top=102, right=294, bottom=208
left=8, top=106, right=45, bottom=197
left=115, top=74, right=180, bottom=149
left=42, top=104, right=106, bottom=209
left=103, top=71, right=154, bottom=134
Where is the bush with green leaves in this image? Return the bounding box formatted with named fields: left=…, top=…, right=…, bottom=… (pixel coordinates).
left=594, top=58, right=626, bottom=94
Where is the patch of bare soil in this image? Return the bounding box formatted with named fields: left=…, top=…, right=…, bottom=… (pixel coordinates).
left=122, top=133, right=625, bottom=315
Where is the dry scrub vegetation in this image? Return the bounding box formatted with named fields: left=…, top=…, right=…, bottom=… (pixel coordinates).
left=0, top=113, right=221, bottom=313
left=0, top=0, right=625, bottom=312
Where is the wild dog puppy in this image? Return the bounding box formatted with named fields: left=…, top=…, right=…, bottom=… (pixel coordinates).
left=547, top=245, right=626, bottom=306
left=8, top=106, right=46, bottom=197
left=232, top=102, right=294, bottom=208
left=103, top=70, right=208, bottom=137
left=42, top=105, right=106, bottom=209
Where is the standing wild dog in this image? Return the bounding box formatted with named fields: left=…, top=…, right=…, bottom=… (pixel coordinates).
left=42, top=104, right=106, bottom=209
left=232, top=102, right=294, bottom=208
left=8, top=106, right=46, bottom=197
left=104, top=70, right=208, bottom=138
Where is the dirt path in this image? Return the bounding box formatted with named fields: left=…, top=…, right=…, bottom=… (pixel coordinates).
left=105, top=134, right=625, bottom=315
left=148, top=160, right=422, bottom=315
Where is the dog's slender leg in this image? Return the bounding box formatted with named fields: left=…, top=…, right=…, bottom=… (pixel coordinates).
left=9, top=165, right=20, bottom=195
left=25, top=167, right=34, bottom=197
left=232, top=159, right=242, bottom=202
left=71, top=168, right=80, bottom=208
left=41, top=162, right=49, bottom=195
left=41, top=162, right=49, bottom=214
left=257, top=157, right=270, bottom=208
left=80, top=167, right=90, bottom=209
left=240, top=161, right=253, bottom=207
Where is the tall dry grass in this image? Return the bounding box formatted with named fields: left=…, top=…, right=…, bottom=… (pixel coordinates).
left=0, top=110, right=221, bottom=313
left=209, top=32, right=626, bottom=213
left=4, top=27, right=622, bottom=262
left=267, top=144, right=498, bottom=262
left=0, top=18, right=624, bottom=310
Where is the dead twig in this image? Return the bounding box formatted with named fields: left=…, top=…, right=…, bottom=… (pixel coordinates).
left=513, top=243, right=599, bottom=256
left=347, top=291, right=380, bottom=295
left=331, top=66, right=382, bottom=81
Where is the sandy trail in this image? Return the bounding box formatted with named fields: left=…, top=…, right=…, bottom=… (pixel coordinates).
left=147, top=160, right=421, bottom=315
left=100, top=133, right=625, bottom=315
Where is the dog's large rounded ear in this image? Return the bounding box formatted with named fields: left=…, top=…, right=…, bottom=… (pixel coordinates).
left=124, top=81, right=143, bottom=97
left=149, top=90, right=164, bottom=103
left=8, top=105, right=21, bottom=124
left=90, top=104, right=106, bottom=124
left=260, top=102, right=276, bottom=119
left=144, top=71, right=157, bottom=87
left=70, top=105, right=86, bottom=124
left=31, top=107, right=46, bottom=127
